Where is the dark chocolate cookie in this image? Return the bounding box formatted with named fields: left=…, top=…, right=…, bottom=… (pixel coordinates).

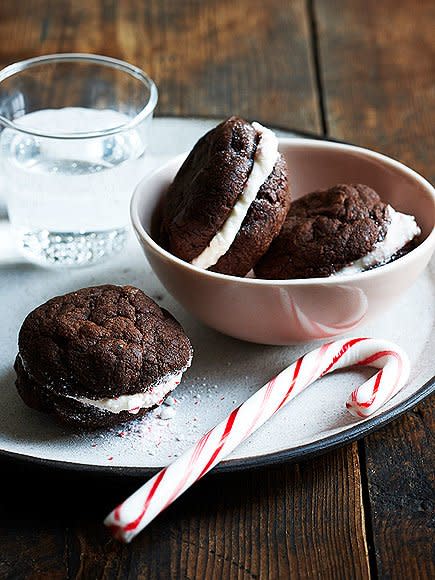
left=160, top=116, right=290, bottom=277
left=15, top=285, right=193, bottom=428
left=255, top=184, right=390, bottom=279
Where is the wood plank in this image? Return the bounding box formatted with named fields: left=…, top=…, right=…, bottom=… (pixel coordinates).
left=52, top=446, right=369, bottom=579
left=314, top=1, right=435, bottom=576
left=173, top=446, right=369, bottom=579
left=363, top=399, right=435, bottom=579
left=0, top=0, right=321, bottom=132
left=127, top=0, right=322, bottom=130
left=0, top=461, right=68, bottom=579
left=0, top=528, right=67, bottom=580
left=313, top=0, right=435, bottom=181
left=0, top=445, right=371, bottom=579
left=0, top=463, right=146, bottom=579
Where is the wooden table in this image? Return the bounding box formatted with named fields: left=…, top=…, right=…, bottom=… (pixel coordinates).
left=1, top=1, right=434, bottom=578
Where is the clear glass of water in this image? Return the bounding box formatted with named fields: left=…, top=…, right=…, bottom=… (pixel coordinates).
left=0, top=53, right=158, bottom=267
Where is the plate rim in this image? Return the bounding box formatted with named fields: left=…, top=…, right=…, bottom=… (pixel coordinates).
left=1, top=374, right=433, bottom=476
left=1, top=118, right=434, bottom=476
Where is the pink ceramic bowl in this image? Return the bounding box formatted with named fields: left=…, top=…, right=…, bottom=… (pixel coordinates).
left=131, top=139, right=435, bottom=345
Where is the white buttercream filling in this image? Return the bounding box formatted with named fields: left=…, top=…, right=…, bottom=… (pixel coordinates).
left=70, top=371, right=184, bottom=414
left=191, top=121, right=280, bottom=269
left=335, top=205, right=420, bottom=276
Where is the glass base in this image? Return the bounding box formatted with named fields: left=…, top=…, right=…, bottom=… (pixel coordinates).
left=18, top=227, right=128, bottom=268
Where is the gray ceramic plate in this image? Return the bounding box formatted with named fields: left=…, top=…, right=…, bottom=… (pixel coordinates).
left=0, top=117, right=433, bottom=475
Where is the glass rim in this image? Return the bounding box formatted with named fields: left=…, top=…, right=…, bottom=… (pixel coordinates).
left=0, top=53, right=158, bottom=139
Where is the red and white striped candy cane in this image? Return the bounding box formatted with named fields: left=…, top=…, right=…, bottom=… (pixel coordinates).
left=104, top=337, right=410, bottom=543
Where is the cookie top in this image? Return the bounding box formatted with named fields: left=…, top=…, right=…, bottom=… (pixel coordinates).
left=255, top=184, right=390, bottom=279
left=17, top=285, right=193, bottom=399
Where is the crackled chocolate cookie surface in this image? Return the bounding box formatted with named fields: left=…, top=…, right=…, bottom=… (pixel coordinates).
left=15, top=285, right=193, bottom=427
left=255, top=184, right=420, bottom=279
left=160, top=116, right=290, bottom=277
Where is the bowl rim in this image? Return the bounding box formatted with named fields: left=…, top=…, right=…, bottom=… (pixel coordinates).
left=131, top=137, right=435, bottom=286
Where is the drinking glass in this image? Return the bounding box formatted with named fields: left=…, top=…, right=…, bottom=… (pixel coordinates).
left=0, top=53, right=158, bottom=267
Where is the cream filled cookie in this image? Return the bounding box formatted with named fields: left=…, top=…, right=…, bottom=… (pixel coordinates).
left=255, top=184, right=420, bottom=279
left=160, top=116, right=290, bottom=277
left=14, top=285, right=193, bottom=428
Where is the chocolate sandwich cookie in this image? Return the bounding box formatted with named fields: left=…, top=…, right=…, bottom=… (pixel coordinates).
left=255, top=184, right=420, bottom=279
left=160, top=116, right=290, bottom=277
left=15, top=285, right=193, bottom=428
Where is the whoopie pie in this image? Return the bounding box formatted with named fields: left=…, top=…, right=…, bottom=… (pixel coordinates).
left=15, top=285, right=193, bottom=428
left=255, top=184, right=420, bottom=279
left=160, top=116, right=290, bottom=277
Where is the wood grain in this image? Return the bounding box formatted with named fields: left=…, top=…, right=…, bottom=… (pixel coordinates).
left=0, top=462, right=67, bottom=580
left=363, top=399, right=435, bottom=579
left=0, top=0, right=322, bottom=132
left=314, top=0, right=435, bottom=576
left=313, top=0, right=435, bottom=181
left=164, top=446, right=369, bottom=579
left=0, top=447, right=368, bottom=579
left=0, top=526, right=67, bottom=580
